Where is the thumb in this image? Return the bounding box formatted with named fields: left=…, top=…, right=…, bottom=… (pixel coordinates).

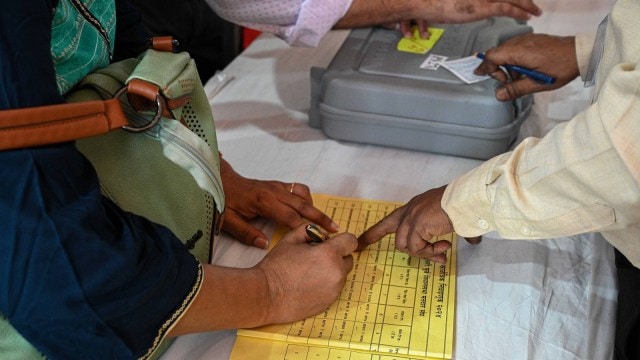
left=325, top=232, right=358, bottom=256
left=495, top=78, right=540, bottom=101
left=222, top=210, right=270, bottom=249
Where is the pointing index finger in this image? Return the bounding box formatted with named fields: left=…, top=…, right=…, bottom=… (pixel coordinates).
left=356, top=207, right=405, bottom=251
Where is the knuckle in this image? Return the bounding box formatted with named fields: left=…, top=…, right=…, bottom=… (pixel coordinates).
left=505, top=84, right=520, bottom=99
left=297, top=183, right=310, bottom=194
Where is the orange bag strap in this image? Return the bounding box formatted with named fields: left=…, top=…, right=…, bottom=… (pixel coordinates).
left=0, top=37, right=178, bottom=151
left=0, top=99, right=129, bottom=150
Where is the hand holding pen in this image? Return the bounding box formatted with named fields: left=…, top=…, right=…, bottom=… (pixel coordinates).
left=306, top=224, right=330, bottom=243
left=476, top=52, right=555, bottom=85
left=473, top=33, right=580, bottom=102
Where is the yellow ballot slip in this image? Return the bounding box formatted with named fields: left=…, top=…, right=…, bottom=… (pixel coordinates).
left=397, top=27, right=445, bottom=54
left=230, top=194, right=457, bottom=360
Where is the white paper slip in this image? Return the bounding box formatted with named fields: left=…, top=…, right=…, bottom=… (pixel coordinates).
left=441, top=56, right=491, bottom=84
left=420, top=54, right=448, bottom=70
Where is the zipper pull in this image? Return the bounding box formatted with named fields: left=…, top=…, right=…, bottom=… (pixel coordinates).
left=213, top=208, right=224, bottom=236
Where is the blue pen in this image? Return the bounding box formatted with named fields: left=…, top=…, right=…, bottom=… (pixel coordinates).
left=476, top=52, right=556, bottom=85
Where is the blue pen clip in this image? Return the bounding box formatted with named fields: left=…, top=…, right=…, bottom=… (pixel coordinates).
left=476, top=52, right=556, bottom=85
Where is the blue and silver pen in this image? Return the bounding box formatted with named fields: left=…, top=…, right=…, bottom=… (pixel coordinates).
left=476, top=52, right=556, bottom=85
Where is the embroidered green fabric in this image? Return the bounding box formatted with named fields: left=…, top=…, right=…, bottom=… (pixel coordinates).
left=51, top=0, right=115, bottom=95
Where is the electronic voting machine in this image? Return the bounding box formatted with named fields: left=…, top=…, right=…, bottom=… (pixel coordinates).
left=310, top=17, right=533, bottom=159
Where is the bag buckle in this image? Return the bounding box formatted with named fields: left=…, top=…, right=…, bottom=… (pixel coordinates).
left=113, top=82, right=164, bottom=133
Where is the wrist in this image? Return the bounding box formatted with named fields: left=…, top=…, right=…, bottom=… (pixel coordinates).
left=559, top=35, right=580, bottom=79
left=246, top=266, right=274, bottom=327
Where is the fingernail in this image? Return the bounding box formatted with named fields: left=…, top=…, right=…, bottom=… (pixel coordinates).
left=490, top=71, right=502, bottom=79
left=254, top=237, right=269, bottom=249
left=330, top=222, right=340, bottom=232
left=496, top=87, right=509, bottom=102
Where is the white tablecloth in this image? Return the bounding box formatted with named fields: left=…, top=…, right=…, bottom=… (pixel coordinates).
left=161, top=1, right=618, bottom=358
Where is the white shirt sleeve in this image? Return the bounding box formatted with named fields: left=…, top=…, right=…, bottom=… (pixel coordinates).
left=206, top=0, right=354, bottom=47
left=441, top=0, right=640, bottom=266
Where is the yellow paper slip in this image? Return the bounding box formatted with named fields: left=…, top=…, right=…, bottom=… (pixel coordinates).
left=397, top=27, right=445, bottom=54
left=230, top=194, right=457, bottom=360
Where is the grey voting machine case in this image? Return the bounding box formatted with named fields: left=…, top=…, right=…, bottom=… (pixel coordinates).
left=309, top=18, right=533, bottom=159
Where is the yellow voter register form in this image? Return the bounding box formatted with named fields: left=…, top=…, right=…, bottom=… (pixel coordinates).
left=230, top=194, right=457, bottom=360
left=397, top=27, right=445, bottom=54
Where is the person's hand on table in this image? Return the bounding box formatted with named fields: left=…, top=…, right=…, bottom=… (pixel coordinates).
left=357, top=186, right=481, bottom=264
left=474, top=33, right=579, bottom=101
left=220, top=158, right=339, bottom=249
left=256, top=225, right=357, bottom=324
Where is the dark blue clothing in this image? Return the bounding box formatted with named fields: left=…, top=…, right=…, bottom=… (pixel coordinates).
left=0, top=0, right=200, bottom=358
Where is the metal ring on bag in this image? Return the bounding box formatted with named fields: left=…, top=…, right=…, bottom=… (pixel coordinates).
left=113, top=85, right=163, bottom=133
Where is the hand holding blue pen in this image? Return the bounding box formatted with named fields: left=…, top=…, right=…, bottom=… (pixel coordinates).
left=476, top=52, right=556, bottom=85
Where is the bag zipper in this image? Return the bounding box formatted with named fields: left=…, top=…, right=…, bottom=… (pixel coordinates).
left=158, top=120, right=225, bottom=234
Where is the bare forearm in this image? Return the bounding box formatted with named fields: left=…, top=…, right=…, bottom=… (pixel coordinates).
left=334, top=0, right=417, bottom=28
left=167, top=227, right=359, bottom=337
left=335, top=0, right=541, bottom=29
left=167, top=264, right=270, bottom=336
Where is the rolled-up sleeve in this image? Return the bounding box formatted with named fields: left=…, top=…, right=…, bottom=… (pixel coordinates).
left=442, top=59, right=640, bottom=265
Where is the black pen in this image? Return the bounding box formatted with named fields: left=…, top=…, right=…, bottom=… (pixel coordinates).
left=476, top=52, right=556, bottom=85
left=305, top=224, right=329, bottom=243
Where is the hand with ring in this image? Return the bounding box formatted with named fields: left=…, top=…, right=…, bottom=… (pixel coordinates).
left=219, top=158, right=339, bottom=249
